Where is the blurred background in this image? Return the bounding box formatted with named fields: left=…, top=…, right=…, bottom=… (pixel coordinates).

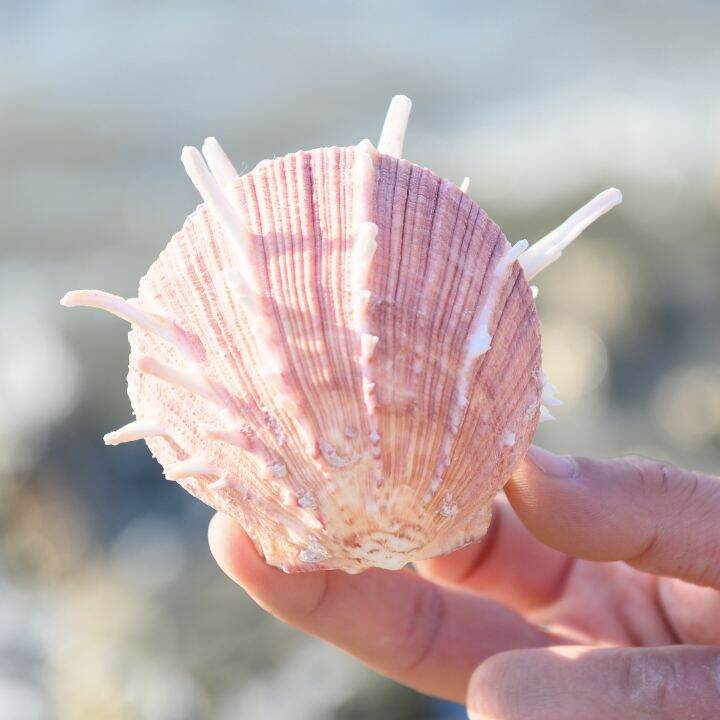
left=2, top=1, right=720, bottom=717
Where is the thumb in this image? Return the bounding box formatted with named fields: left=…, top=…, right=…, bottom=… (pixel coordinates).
left=505, top=446, right=720, bottom=588
left=466, top=645, right=720, bottom=720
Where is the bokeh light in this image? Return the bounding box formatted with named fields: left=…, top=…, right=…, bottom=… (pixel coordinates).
left=653, top=364, right=720, bottom=446
left=540, top=322, right=609, bottom=405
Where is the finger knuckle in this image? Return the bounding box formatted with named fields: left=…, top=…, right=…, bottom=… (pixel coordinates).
left=394, top=582, right=446, bottom=673
left=618, top=652, right=674, bottom=711
left=623, top=455, right=702, bottom=505
left=622, top=456, right=720, bottom=585
left=616, top=650, right=720, bottom=716
left=622, top=456, right=670, bottom=497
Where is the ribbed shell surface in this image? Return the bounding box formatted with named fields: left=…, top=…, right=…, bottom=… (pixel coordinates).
left=127, top=146, right=542, bottom=572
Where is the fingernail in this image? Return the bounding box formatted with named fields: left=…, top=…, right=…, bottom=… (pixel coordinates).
left=526, top=445, right=577, bottom=478
left=467, top=710, right=483, bottom=720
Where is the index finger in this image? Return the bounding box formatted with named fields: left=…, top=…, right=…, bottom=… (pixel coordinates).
left=506, top=446, right=720, bottom=588
left=208, top=512, right=557, bottom=702
left=416, top=498, right=573, bottom=613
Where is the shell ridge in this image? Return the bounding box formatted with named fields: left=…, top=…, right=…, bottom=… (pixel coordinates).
left=343, top=147, right=378, bottom=502
left=402, top=173, right=455, bottom=508
left=325, top=148, right=358, bottom=430
left=337, top=150, right=367, bottom=442
left=408, top=183, right=468, bottom=507
left=426, top=211, right=497, bottom=422
left=278, top=151, right=351, bottom=517
left=202, top=208, right=279, bottom=445
left=229, top=173, right=323, bottom=483
left=449, top=300, right=540, bottom=501
left=352, top=149, right=387, bottom=498
left=306, top=147, right=363, bottom=474
left=461, top=262, right=526, bottom=406
left=349, top=223, right=380, bottom=446
left=418, top=208, right=497, bottom=499
left=420, top=199, right=482, bottom=425
left=389, top=159, right=416, bottom=318
left=226, top=175, right=292, bottom=425
left=340, top=147, right=366, bottom=451
left=350, top=144, right=382, bottom=487
left=307, top=148, right=344, bottom=453
left=372, top=155, right=411, bottom=504
left=225, top=163, right=312, bottom=482
left=451, top=346, right=540, bottom=514
left=433, top=200, right=483, bottom=368
left=249, top=161, right=319, bottom=453
left=403, top=166, right=443, bottom=403
left=287, top=150, right=343, bottom=442
left=362, top=155, right=393, bottom=492
left=428, top=222, right=509, bottom=497
left=451, top=225, right=508, bottom=404
left=412, top=197, right=479, bottom=499
left=182, top=216, right=255, bottom=410
left=384, top=158, right=411, bottom=405
left=461, top=310, right=536, bottom=457
left=288, top=152, right=327, bottom=399
left=375, top=158, right=409, bottom=501
left=415, top=178, right=457, bottom=320
left=319, top=147, right=353, bottom=428
left=176, top=216, right=278, bottom=429
left=302, top=151, right=365, bottom=479
left=413, top=176, right=460, bottom=407
left=267, top=153, right=319, bottom=397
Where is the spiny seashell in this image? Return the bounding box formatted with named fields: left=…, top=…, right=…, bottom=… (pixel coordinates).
left=61, top=96, right=621, bottom=573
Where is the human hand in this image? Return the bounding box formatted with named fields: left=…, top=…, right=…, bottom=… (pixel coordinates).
left=208, top=447, right=720, bottom=719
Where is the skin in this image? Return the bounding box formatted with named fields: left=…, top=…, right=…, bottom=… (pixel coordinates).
left=208, top=445, right=720, bottom=719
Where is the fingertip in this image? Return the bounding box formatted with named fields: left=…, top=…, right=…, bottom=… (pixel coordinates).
left=505, top=448, right=615, bottom=560
left=523, top=445, right=578, bottom=480
left=507, top=445, right=601, bottom=516
left=207, top=512, right=262, bottom=584
left=208, top=512, right=251, bottom=563
left=207, top=513, right=328, bottom=622
left=466, top=650, right=519, bottom=720
left=207, top=511, right=242, bottom=549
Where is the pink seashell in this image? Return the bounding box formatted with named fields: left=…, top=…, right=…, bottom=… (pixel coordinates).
left=61, top=96, right=621, bottom=572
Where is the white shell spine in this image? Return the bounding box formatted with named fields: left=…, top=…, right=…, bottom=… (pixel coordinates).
left=519, top=188, right=622, bottom=280
left=377, top=95, right=412, bottom=158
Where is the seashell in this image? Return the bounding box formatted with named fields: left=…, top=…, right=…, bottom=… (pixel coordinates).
left=61, top=96, right=621, bottom=573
